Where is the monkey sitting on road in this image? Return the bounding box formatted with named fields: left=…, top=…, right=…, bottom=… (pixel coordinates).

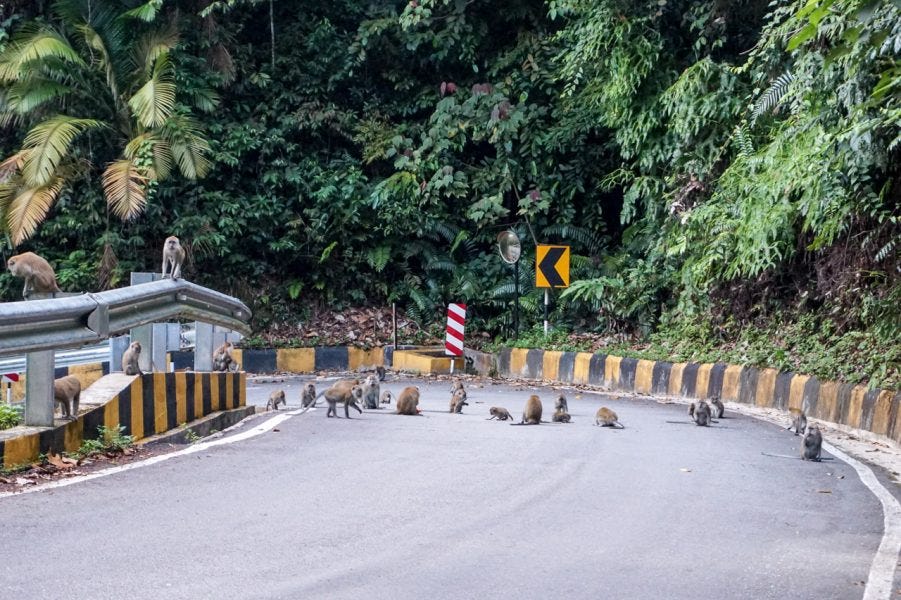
left=122, top=341, right=143, bottom=376
left=552, top=407, right=572, bottom=423
left=6, top=252, right=62, bottom=299
left=450, top=389, right=468, bottom=413
left=511, top=394, right=542, bottom=425
left=300, top=382, right=316, bottom=408
left=212, top=341, right=238, bottom=372
left=689, top=401, right=711, bottom=426
left=709, top=396, right=725, bottom=419
left=396, top=386, right=421, bottom=415
left=595, top=406, right=624, bottom=428
left=361, top=374, right=380, bottom=409
left=375, top=366, right=386, bottom=382
left=487, top=406, right=513, bottom=421
left=555, top=394, right=568, bottom=413
left=380, top=390, right=393, bottom=405
left=787, top=407, right=807, bottom=435
left=267, top=390, right=286, bottom=411
left=801, top=424, right=823, bottom=461
left=161, top=235, right=185, bottom=279
left=53, top=375, right=81, bottom=420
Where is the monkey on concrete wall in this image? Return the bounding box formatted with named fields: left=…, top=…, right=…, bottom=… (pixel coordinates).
left=122, top=342, right=143, bottom=376
left=212, top=341, right=238, bottom=372
left=53, top=375, right=81, bottom=420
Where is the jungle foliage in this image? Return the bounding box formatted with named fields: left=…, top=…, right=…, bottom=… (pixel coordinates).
left=0, top=0, right=898, bottom=388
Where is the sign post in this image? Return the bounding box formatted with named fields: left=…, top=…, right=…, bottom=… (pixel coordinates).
left=496, top=231, right=522, bottom=339
left=535, top=245, right=570, bottom=334
left=445, top=303, right=466, bottom=374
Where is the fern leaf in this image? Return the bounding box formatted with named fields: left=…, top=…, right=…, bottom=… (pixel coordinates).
left=751, top=72, right=794, bottom=122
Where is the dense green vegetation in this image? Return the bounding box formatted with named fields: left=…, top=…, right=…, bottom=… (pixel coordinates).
left=0, top=0, right=897, bottom=389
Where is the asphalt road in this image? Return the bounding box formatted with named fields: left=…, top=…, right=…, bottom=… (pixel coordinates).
left=0, top=376, right=893, bottom=599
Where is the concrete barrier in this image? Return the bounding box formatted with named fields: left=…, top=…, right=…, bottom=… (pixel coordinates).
left=0, top=371, right=245, bottom=469
left=496, top=348, right=901, bottom=444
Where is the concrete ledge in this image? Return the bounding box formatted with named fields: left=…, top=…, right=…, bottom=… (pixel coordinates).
left=141, top=405, right=256, bottom=446
left=1, top=361, right=110, bottom=403
left=393, top=348, right=464, bottom=375
left=497, top=347, right=901, bottom=445
left=0, top=371, right=246, bottom=468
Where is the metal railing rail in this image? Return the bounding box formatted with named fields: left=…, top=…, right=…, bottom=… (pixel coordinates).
left=0, top=279, right=251, bottom=357
left=0, top=342, right=111, bottom=374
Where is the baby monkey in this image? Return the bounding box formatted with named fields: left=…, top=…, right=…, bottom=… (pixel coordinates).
left=787, top=407, right=807, bottom=435
left=267, top=390, right=286, bottom=410
left=487, top=406, right=513, bottom=421
left=595, top=406, right=624, bottom=428
left=801, top=424, right=823, bottom=461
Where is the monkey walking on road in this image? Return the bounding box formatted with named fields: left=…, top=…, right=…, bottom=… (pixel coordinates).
left=595, top=407, right=624, bottom=428
left=487, top=407, right=513, bottom=421
left=267, top=390, right=286, bottom=410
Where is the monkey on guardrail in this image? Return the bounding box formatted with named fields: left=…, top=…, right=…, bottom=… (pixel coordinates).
left=6, top=252, right=61, bottom=299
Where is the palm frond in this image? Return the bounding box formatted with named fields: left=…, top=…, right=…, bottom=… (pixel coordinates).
left=134, top=25, right=180, bottom=75
left=160, top=113, right=211, bottom=179
left=0, top=150, right=31, bottom=181
left=21, top=115, right=105, bottom=186
left=76, top=23, right=121, bottom=105
left=0, top=26, right=86, bottom=83
left=5, top=78, right=72, bottom=115
left=541, top=223, right=603, bottom=253
left=1, top=177, right=64, bottom=245
left=128, top=52, right=175, bottom=128
left=103, top=158, right=150, bottom=220
left=123, top=0, right=165, bottom=22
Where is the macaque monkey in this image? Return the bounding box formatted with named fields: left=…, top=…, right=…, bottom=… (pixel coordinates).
left=380, top=390, right=393, bottom=405
left=801, top=424, right=823, bottom=461
left=396, top=386, right=421, bottom=415
left=53, top=375, right=81, bottom=420
left=487, top=406, right=513, bottom=421
left=361, top=374, right=380, bottom=409
left=320, top=379, right=363, bottom=418
left=690, top=401, right=711, bottom=426
left=513, top=394, right=542, bottom=425
left=787, top=407, right=807, bottom=435
left=450, top=388, right=468, bottom=413
left=300, top=382, right=317, bottom=408
left=122, top=341, right=143, bottom=376
left=267, top=390, right=286, bottom=410
left=6, top=252, right=61, bottom=299
left=709, top=396, right=725, bottom=419
left=212, top=341, right=238, bottom=372
left=595, top=406, right=624, bottom=428
left=555, top=394, right=568, bottom=413
left=552, top=406, right=572, bottom=423
left=375, top=366, right=386, bottom=382
left=161, top=235, right=185, bottom=279
left=450, top=379, right=466, bottom=396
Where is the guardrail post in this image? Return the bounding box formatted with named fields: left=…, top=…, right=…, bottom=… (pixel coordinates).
left=24, top=349, right=54, bottom=426
left=110, top=335, right=130, bottom=372
left=130, top=272, right=161, bottom=372
left=195, top=322, right=214, bottom=371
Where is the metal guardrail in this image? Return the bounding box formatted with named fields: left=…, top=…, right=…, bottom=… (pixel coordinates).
left=0, top=279, right=251, bottom=357
left=0, top=342, right=111, bottom=374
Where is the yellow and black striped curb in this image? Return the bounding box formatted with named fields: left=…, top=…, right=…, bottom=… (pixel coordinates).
left=168, top=346, right=387, bottom=373
left=498, top=348, right=901, bottom=444
left=0, top=372, right=245, bottom=469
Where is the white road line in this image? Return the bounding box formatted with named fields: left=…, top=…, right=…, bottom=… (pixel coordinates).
left=0, top=406, right=312, bottom=499
left=825, top=441, right=901, bottom=600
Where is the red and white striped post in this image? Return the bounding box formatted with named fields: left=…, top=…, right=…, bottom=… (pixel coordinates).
left=445, top=303, right=466, bottom=373
left=2, top=373, right=19, bottom=404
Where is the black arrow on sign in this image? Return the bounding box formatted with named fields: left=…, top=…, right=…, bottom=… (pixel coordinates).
left=538, top=247, right=566, bottom=287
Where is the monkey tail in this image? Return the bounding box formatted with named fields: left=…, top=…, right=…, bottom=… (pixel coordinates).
left=613, top=422, right=625, bottom=429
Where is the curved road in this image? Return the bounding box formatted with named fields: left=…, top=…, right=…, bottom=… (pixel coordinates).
left=0, top=376, right=896, bottom=599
